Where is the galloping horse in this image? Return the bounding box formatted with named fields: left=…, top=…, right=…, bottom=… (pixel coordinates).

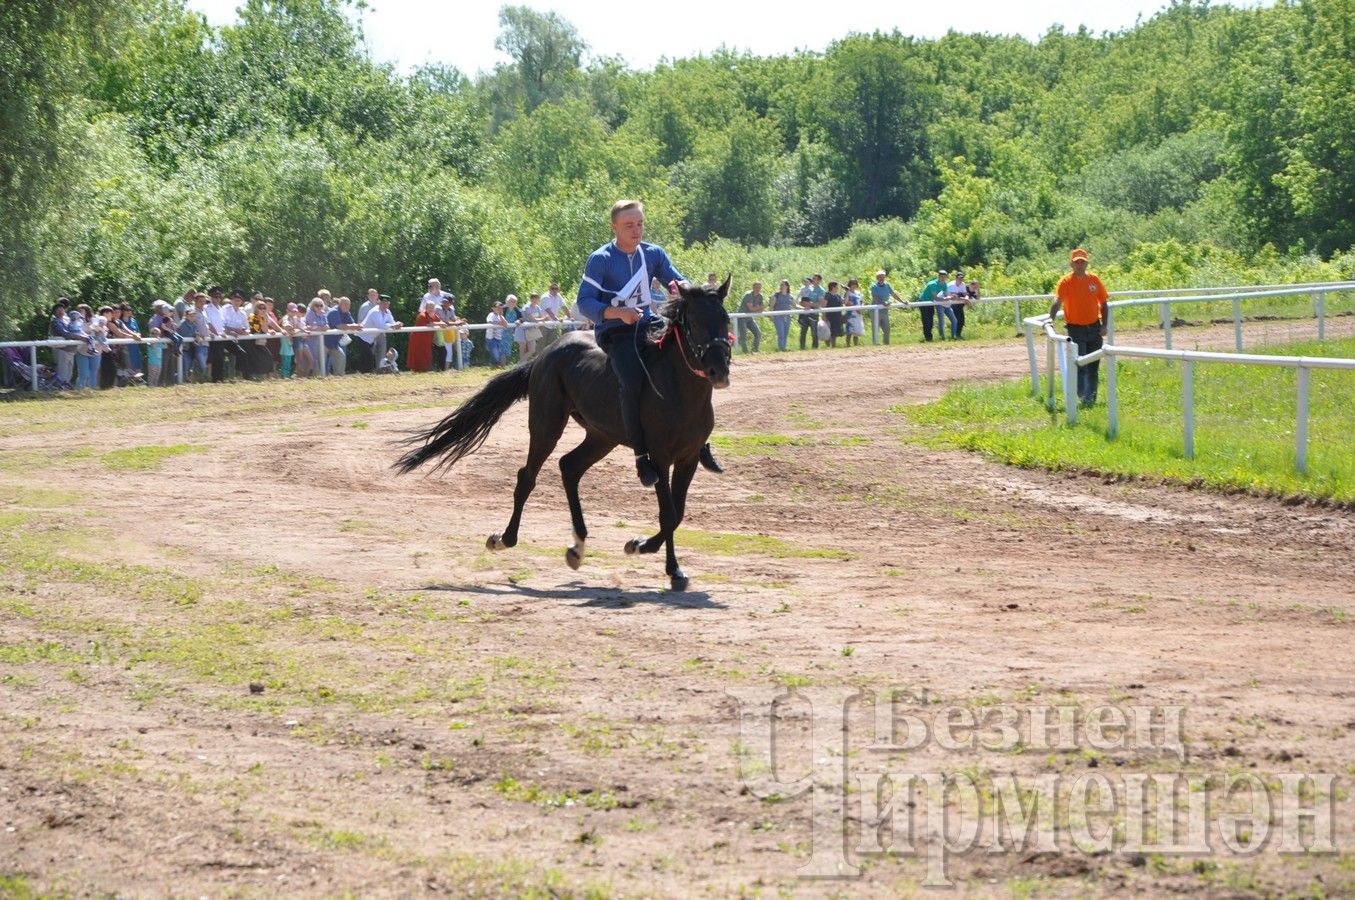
left=394, top=278, right=732, bottom=591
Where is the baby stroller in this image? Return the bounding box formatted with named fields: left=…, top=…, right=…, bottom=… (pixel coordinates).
left=3, top=346, right=64, bottom=391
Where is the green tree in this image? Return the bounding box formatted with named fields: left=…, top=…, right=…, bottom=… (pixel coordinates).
left=675, top=114, right=779, bottom=245
left=0, top=0, right=138, bottom=334
left=493, top=5, right=587, bottom=112
left=812, top=32, right=938, bottom=227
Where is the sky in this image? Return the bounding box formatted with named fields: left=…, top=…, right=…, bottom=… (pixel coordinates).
left=183, top=0, right=1245, bottom=76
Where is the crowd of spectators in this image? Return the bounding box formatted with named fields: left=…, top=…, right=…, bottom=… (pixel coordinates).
left=735, top=268, right=980, bottom=353
left=28, top=268, right=983, bottom=390
left=35, top=277, right=594, bottom=390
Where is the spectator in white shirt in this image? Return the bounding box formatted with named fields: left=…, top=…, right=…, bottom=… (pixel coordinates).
left=538, top=281, right=568, bottom=346
left=218, top=289, right=253, bottom=379
left=486, top=300, right=508, bottom=367
left=422, top=278, right=450, bottom=307
left=946, top=269, right=974, bottom=339
left=201, top=286, right=228, bottom=382
left=357, top=287, right=386, bottom=364
left=356, top=294, right=402, bottom=373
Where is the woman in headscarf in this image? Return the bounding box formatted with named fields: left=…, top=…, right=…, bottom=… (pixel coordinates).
left=407, top=298, right=436, bottom=372
left=246, top=299, right=277, bottom=378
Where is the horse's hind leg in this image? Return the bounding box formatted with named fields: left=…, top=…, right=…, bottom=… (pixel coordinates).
left=560, top=432, right=615, bottom=569
left=488, top=398, right=568, bottom=551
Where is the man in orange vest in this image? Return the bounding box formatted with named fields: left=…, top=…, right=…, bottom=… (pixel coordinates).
left=1049, top=248, right=1109, bottom=408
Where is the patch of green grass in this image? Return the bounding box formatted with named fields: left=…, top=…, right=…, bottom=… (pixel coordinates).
left=492, top=776, right=625, bottom=811
left=0, top=485, right=84, bottom=509
left=0, top=874, right=38, bottom=899
left=99, top=444, right=205, bottom=471
left=709, top=432, right=871, bottom=458
left=901, top=336, right=1355, bottom=503
left=0, top=640, right=84, bottom=665
left=675, top=528, right=854, bottom=560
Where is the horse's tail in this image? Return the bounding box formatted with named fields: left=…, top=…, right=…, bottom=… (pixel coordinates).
left=393, top=362, right=534, bottom=475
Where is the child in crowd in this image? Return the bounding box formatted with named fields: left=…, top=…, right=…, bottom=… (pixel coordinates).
left=457, top=320, right=473, bottom=371
left=380, top=347, right=400, bottom=374
left=146, top=328, right=164, bottom=386
left=278, top=316, right=295, bottom=377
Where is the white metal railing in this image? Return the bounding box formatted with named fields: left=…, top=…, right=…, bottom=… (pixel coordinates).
left=7, top=280, right=1352, bottom=391
left=1024, top=281, right=1355, bottom=473
left=726, top=279, right=1355, bottom=349
left=0, top=320, right=594, bottom=391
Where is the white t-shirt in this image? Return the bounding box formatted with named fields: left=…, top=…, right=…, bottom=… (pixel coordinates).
left=201, top=302, right=226, bottom=335
left=222, top=305, right=249, bottom=333
left=486, top=311, right=506, bottom=340
left=947, top=278, right=967, bottom=298
left=358, top=307, right=396, bottom=344
left=539, top=291, right=566, bottom=319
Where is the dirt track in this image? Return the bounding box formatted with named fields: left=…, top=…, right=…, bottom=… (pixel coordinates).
left=1, top=318, right=1352, bottom=897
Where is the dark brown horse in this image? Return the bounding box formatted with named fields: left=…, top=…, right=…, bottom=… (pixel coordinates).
left=394, top=278, right=732, bottom=590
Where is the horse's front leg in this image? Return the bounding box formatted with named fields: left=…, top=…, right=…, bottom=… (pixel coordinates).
left=655, top=466, right=688, bottom=591
left=625, top=455, right=699, bottom=556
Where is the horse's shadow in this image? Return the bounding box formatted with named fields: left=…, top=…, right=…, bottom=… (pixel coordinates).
left=418, top=580, right=726, bottom=610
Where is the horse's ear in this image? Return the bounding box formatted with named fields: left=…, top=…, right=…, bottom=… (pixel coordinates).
left=718, top=274, right=732, bottom=300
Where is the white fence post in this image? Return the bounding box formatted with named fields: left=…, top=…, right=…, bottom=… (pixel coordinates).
left=1063, top=340, right=1078, bottom=425
left=29, top=345, right=39, bottom=391
left=1105, top=305, right=1115, bottom=344
left=1296, top=366, right=1310, bottom=474
left=1106, top=349, right=1119, bottom=440
left=1013, top=299, right=1022, bottom=337
left=1161, top=301, right=1173, bottom=350
left=1317, top=292, right=1326, bottom=342
left=1046, top=337, right=1057, bottom=412
left=1024, top=324, right=1039, bottom=394
left=1182, top=359, right=1195, bottom=460
left=1233, top=297, right=1243, bottom=352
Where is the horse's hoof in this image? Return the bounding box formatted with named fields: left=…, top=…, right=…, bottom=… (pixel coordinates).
left=487, top=534, right=506, bottom=551
left=565, top=546, right=583, bottom=570
left=624, top=538, right=642, bottom=556
left=669, top=571, right=690, bottom=592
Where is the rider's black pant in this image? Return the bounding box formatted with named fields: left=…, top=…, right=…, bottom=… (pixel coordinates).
left=600, top=323, right=649, bottom=457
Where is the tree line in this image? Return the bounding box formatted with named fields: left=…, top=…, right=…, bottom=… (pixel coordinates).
left=2, top=0, right=1353, bottom=338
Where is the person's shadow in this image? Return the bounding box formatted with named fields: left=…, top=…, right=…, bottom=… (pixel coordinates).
left=418, top=580, right=725, bottom=610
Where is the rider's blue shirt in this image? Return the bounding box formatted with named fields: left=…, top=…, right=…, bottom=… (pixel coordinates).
left=576, top=241, right=684, bottom=341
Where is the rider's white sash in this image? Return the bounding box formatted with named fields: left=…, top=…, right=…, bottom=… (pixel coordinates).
left=611, top=250, right=649, bottom=309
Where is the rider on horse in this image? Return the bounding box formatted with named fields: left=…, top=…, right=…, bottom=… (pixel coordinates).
left=576, top=200, right=722, bottom=486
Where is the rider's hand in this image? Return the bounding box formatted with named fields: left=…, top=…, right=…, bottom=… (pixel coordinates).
left=615, top=307, right=642, bottom=325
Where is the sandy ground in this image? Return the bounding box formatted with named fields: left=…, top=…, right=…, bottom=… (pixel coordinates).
left=1, top=316, right=1352, bottom=898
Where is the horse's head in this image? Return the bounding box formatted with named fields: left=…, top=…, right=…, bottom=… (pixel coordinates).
left=669, top=276, right=732, bottom=388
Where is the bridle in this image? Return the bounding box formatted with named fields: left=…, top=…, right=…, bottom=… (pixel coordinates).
left=670, top=302, right=729, bottom=380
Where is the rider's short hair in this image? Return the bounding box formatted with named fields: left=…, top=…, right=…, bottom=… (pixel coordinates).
left=610, top=199, right=643, bottom=222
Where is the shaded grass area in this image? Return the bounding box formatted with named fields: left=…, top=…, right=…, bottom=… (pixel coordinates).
left=900, top=336, right=1355, bottom=503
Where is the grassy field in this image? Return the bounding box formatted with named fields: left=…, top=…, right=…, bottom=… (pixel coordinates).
left=901, top=336, right=1355, bottom=504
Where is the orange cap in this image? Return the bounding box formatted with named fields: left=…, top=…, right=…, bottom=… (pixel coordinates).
left=1070, top=248, right=1089, bottom=263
